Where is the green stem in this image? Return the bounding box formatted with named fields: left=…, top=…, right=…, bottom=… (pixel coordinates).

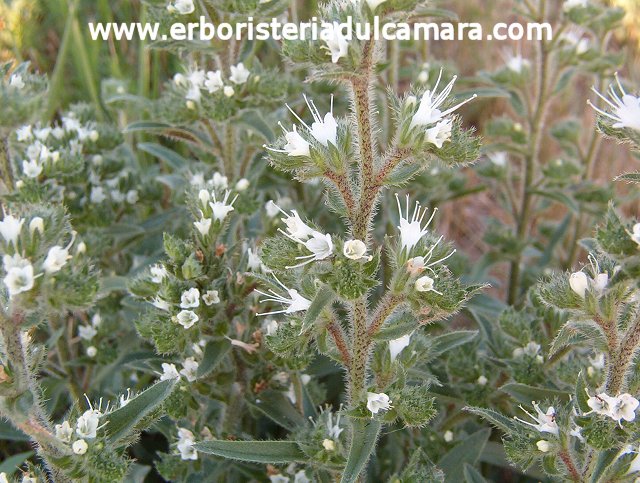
left=348, top=299, right=369, bottom=403
left=507, top=0, right=551, bottom=305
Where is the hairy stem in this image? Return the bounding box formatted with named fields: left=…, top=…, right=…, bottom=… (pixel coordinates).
left=348, top=299, right=369, bottom=403
left=605, top=315, right=640, bottom=394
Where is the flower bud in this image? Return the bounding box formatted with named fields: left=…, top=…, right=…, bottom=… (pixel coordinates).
left=569, top=271, right=588, bottom=298
left=343, top=239, right=367, bottom=260
left=29, top=217, right=44, bottom=235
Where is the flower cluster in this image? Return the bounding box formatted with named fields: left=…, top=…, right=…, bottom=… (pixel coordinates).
left=54, top=397, right=104, bottom=456
left=407, top=69, right=477, bottom=148
left=173, top=63, right=252, bottom=107
left=586, top=391, right=639, bottom=425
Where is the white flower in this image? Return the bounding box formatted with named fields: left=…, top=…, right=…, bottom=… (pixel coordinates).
left=150, top=264, right=168, bottom=283
left=322, top=439, right=335, bottom=451
left=167, top=0, right=195, bottom=14
left=119, top=388, right=133, bottom=407
left=410, top=69, right=476, bottom=128
left=389, top=333, right=411, bottom=361
left=55, top=420, right=73, bottom=442
left=608, top=393, right=639, bottom=423
left=43, top=245, right=72, bottom=273
left=126, top=189, right=139, bottom=204
left=343, top=239, right=367, bottom=260
left=16, top=125, right=33, bottom=141
left=176, top=310, right=199, bottom=329
left=561, top=29, right=590, bottom=55
left=415, top=275, right=441, bottom=294
left=536, top=440, right=551, bottom=452
left=395, top=194, right=437, bottom=252
left=0, top=473, right=6, bottom=483
left=227, top=337, right=259, bottom=353
left=324, top=411, right=344, bottom=440
left=180, top=357, right=199, bottom=382
left=366, top=392, right=392, bottom=416
left=269, top=124, right=311, bottom=157
left=364, top=0, right=386, bottom=10
left=202, top=289, right=220, bottom=306
left=563, top=0, right=588, bottom=11
left=9, top=74, right=25, bottom=89
left=282, top=230, right=334, bottom=269
left=443, top=430, right=453, bottom=442
left=477, top=375, right=488, bottom=386
left=505, top=54, right=531, bottom=73
left=177, top=428, right=198, bottom=460
left=512, top=341, right=541, bottom=358
left=487, top=151, right=508, bottom=167
left=151, top=296, right=171, bottom=311
left=22, top=159, right=42, bottom=178
left=274, top=205, right=314, bottom=240
left=29, top=217, right=44, bottom=235
left=180, top=287, right=200, bottom=308
left=3, top=263, right=35, bottom=297
left=588, top=74, right=640, bottom=132
left=0, top=212, right=24, bottom=246
left=256, top=276, right=312, bottom=316
left=569, top=271, right=589, bottom=298
left=90, top=186, right=107, bottom=204
left=425, top=119, right=453, bottom=148
left=211, top=172, right=228, bottom=190
left=78, top=325, right=97, bottom=341
left=323, top=22, right=349, bottom=63
left=230, top=63, right=250, bottom=85
left=205, top=70, right=223, bottom=93
left=270, top=475, right=290, bottom=483
left=223, top=85, right=235, bottom=97
left=294, top=470, right=310, bottom=483
left=72, top=439, right=88, bottom=455
left=247, top=248, right=263, bottom=272
left=285, top=95, right=338, bottom=147
left=198, top=189, right=210, bottom=207
left=76, top=409, right=101, bottom=439
left=86, top=346, right=97, bottom=358
left=262, top=319, right=279, bottom=336
left=235, top=178, right=250, bottom=191
left=160, top=363, right=181, bottom=381
left=265, top=200, right=281, bottom=218
left=514, top=402, right=559, bottom=436
left=209, top=190, right=238, bottom=222
left=586, top=391, right=615, bottom=416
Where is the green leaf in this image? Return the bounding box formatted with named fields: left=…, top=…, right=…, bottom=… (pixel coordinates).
left=249, top=390, right=307, bottom=431
left=430, top=330, right=478, bottom=358
left=239, top=110, right=275, bottom=141
left=589, top=449, right=618, bottom=483
left=341, top=419, right=382, bottom=483
left=194, top=440, right=306, bottom=464
left=373, top=311, right=418, bottom=341
left=301, top=285, right=335, bottom=333
left=197, top=339, right=231, bottom=378
left=138, top=142, right=189, bottom=170
left=615, top=172, right=640, bottom=184
left=103, top=379, right=177, bottom=444
left=530, top=189, right=579, bottom=212
left=438, top=429, right=490, bottom=483
left=464, top=406, right=518, bottom=434
left=499, top=383, right=571, bottom=405
left=0, top=451, right=34, bottom=475
left=575, top=372, right=591, bottom=414
left=463, top=464, right=488, bottom=483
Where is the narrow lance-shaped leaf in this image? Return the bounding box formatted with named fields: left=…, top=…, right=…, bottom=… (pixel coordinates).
left=340, top=419, right=382, bottom=483
left=194, top=440, right=306, bottom=463
left=438, top=428, right=490, bottom=483
left=103, top=378, right=177, bottom=444
left=301, top=284, right=335, bottom=334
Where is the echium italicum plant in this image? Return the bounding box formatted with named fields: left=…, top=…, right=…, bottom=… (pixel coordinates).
left=473, top=0, right=627, bottom=305
left=468, top=62, right=640, bottom=480
left=0, top=65, right=180, bottom=482
left=123, top=0, right=484, bottom=480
